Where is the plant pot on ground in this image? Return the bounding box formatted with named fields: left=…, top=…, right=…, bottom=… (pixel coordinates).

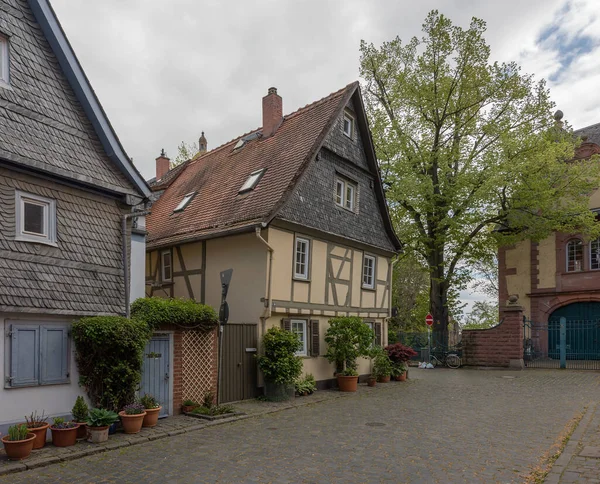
left=182, top=399, right=199, bottom=413
left=71, top=396, right=89, bottom=440
left=119, top=403, right=146, bottom=434
left=257, top=327, right=303, bottom=402
left=50, top=418, right=79, bottom=448
left=392, top=362, right=408, bottom=381
left=373, top=351, right=393, bottom=383
left=23, top=410, right=49, bottom=449
left=367, top=376, right=377, bottom=387
left=140, top=394, right=162, bottom=428
left=294, top=374, right=317, bottom=396
left=86, top=408, right=119, bottom=443
left=1, top=425, right=36, bottom=461
left=324, top=317, right=374, bottom=393
left=385, top=343, right=418, bottom=381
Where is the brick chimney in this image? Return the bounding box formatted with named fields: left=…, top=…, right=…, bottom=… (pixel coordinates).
left=155, top=149, right=170, bottom=180
left=199, top=131, right=207, bottom=153
left=262, top=87, right=283, bottom=138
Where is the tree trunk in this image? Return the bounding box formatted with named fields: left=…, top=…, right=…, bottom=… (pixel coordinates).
left=429, top=247, right=449, bottom=347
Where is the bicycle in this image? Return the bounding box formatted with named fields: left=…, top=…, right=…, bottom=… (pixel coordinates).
left=429, top=347, right=461, bottom=369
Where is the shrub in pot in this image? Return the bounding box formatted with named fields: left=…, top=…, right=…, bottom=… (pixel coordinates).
left=86, top=408, right=119, bottom=443
left=1, top=424, right=35, bottom=461
left=392, top=362, right=408, bottom=381
left=72, top=396, right=89, bottom=440
left=119, top=402, right=146, bottom=434
left=257, top=327, right=303, bottom=401
left=50, top=417, right=79, bottom=448
left=23, top=410, right=49, bottom=449
left=325, top=317, right=374, bottom=392
left=385, top=343, right=418, bottom=380
left=140, top=394, right=162, bottom=428
left=373, top=352, right=393, bottom=383
left=294, top=374, right=317, bottom=396
left=182, top=399, right=199, bottom=413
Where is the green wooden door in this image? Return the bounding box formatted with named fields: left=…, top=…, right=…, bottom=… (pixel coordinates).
left=549, top=302, right=600, bottom=360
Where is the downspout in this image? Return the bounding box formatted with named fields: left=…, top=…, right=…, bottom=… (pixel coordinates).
left=122, top=209, right=150, bottom=318
left=255, top=225, right=274, bottom=339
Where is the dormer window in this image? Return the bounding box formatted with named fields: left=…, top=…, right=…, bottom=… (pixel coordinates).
left=343, top=111, right=354, bottom=139
left=174, top=192, right=195, bottom=212
left=0, top=34, right=9, bottom=86
left=335, top=176, right=357, bottom=212
left=239, top=168, right=266, bottom=194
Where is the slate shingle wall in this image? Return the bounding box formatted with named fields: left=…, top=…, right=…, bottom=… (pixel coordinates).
left=0, top=0, right=132, bottom=192
left=0, top=166, right=127, bottom=315
left=277, top=98, right=396, bottom=253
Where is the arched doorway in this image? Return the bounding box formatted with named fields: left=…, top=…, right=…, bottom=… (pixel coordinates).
left=548, top=302, right=600, bottom=360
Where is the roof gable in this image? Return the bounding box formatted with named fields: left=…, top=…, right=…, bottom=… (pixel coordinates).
left=0, top=0, right=150, bottom=199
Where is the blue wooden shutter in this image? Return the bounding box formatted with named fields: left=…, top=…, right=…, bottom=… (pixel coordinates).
left=40, top=325, right=69, bottom=385
left=10, top=324, right=40, bottom=387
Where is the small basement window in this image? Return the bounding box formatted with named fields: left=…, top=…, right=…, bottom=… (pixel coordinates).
left=239, top=168, right=266, bottom=194
left=174, top=192, right=195, bottom=212
left=15, top=191, right=56, bottom=245
left=0, top=34, right=9, bottom=85
left=343, top=111, right=354, bottom=139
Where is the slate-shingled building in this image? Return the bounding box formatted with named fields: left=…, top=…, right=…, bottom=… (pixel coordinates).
left=145, top=83, right=401, bottom=402
left=0, top=0, right=150, bottom=428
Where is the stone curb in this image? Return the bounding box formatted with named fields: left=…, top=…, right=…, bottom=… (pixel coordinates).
left=544, top=402, right=598, bottom=484
left=0, top=385, right=373, bottom=477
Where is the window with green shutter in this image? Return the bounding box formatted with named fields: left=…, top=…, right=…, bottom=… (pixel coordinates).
left=6, top=322, right=70, bottom=388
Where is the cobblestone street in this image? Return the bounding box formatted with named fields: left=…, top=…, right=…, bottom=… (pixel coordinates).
left=2, top=369, right=600, bottom=483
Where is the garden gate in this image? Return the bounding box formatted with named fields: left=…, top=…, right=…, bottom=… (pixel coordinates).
left=140, top=334, right=171, bottom=416
left=220, top=323, right=258, bottom=403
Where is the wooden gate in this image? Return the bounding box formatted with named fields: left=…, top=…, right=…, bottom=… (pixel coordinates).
left=220, top=324, right=258, bottom=403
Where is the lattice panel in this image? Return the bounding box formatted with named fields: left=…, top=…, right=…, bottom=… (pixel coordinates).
left=182, top=330, right=216, bottom=402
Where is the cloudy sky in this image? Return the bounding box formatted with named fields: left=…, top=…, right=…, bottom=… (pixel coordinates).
left=51, top=0, right=600, bottom=313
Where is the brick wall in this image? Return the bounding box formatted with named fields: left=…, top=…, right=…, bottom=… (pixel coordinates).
left=462, top=306, right=524, bottom=368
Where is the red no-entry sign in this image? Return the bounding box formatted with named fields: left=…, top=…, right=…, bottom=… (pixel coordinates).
left=425, top=313, right=434, bottom=327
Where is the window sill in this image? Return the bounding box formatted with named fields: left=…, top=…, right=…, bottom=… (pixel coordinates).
left=0, top=79, right=12, bottom=91
left=5, top=381, right=71, bottom=389
left=563, top=269, right=600, bottom=275
left=293, top=277, right=311, bottom=283
left=14, top=236, right=57, bottom=247
left=362, top=285, right=376, bottom=292
left=334, top=204, right=356, bottom=215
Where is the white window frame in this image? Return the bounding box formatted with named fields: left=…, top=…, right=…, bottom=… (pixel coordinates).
left=161, top=250, right=173, bottom=282
left=591, top=238, right=600, bottom=271
left=362, top=254, right=376, bottom=289
left=173, top=192, right=195, bottom=212
left=0, top=33, right=9, bottom=86
left=566, top=239, right=583, bottom=272
left=334, top=177, right=357, bottom=212
left=294, top=237, right=310, bottom=280
left=291, top=319, right=307, bottom=356
left=15, top=190, right=56, bottom=246
left=239, top=168, right=265, bottom=194
left=343, top=111, right=354, bottom=139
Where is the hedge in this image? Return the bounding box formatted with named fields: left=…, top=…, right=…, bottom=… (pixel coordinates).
left=130, top=297, right=218, bottom=331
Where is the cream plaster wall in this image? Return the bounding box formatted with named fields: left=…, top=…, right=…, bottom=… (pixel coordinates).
left=588, top=188, right=600, bottom=209
left=537, top=235, right=556, bottom=289
left=310, top=240, right=327, bottom=304
left=268, top=229, right=294, bottom=302
left=505, top=240, right=531, bottom=316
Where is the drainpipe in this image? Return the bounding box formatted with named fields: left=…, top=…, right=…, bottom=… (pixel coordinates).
left=255, top=226, right=274, bottom=340
left=122, top=210, right=150, bottom=318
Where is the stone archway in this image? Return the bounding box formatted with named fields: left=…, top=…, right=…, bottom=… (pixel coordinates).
left=548, top=302, right=600, bottom=361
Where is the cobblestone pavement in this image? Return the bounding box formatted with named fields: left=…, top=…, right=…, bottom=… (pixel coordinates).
left=2, top=369, right=600, bottom=484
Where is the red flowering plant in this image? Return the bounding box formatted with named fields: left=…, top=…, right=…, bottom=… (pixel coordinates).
left=385, top=343, right=418, bottom=374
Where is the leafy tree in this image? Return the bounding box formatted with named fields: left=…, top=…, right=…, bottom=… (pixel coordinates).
left=462, top=300, right=499, bottom=329
left=360, top=11, right=600, bottom=345
left=389, top=255, right=429, bottom=332
left=173, top=140, right=199, bottom=167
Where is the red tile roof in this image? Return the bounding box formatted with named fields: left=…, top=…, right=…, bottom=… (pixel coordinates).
left=147, top=83, right=357, bottom=249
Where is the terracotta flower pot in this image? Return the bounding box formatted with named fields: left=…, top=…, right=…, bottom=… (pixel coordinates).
left=87, top=426, right=109, bottom=443
left=75, top=422, right=87, bottom=440
left=119, top=411, right=146, bottom=434
left=377, top=375, right=391, bottom=383
left=337, top=375, right=359, bottom=392
left=182, top=405, right=197, bottom=413
left=398, top=372, right=407, bottom=382
left=367, top=377, right=377, bottom=387
left=23, top=422, right=49, bottom=449
left=51, top=425, right=78, bottom=447
left=1, top=433, right=36, bottom=461
left=142, top=407, right=162, bottom=428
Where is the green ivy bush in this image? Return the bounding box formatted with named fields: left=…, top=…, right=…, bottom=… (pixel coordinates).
left=257, top=327, right=303, bottom=385
left=130, top=297, right=218, bottom=331
left=72, top=316, right=151, bottom=411
left=325, top=317, right=374, bottom=376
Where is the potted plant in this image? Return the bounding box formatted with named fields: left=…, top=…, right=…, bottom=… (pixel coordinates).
left=23, top=410, right=49, bottom=449
left=182, top=399, right=199, bottom=413
left=50, top=417, right=79, bottom=448
left=1, top=424, right=35, bottom=461
left=140, top=394, right=162, bottom=428
left=257, top=327, right=303, bottom=401
left=392, top=362, right=408, bottom=381
left=324, top=317, right=374, bottom=392
left=373, top=351, right=393, bottom=383
left=86, top=408, right=119, bottom=443
left=119, top=402, right=146, bottom=434
left=385, top=343, right=418, bottom=380
left=294, top=374, right=317, bottom=396
left=72, top=396, right=89, bottom=440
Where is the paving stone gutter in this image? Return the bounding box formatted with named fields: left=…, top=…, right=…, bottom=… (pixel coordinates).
left=0, top=384, right=389, bottom=476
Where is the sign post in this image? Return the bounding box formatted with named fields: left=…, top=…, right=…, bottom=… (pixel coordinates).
left=425, top=313, right=434, bottom=363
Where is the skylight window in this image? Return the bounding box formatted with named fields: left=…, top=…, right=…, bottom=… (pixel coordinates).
left=239, top=169, right=266, bottom=194
left=173, top=192, right=195, bottom=212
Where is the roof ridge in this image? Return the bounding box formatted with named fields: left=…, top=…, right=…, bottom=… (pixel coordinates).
left=187, top=82, right=358, bottom=165
left=574, top=121, right=600, bottom=134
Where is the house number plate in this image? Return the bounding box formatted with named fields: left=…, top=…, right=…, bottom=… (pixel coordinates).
left=245, top=348, right=257, bottom=353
